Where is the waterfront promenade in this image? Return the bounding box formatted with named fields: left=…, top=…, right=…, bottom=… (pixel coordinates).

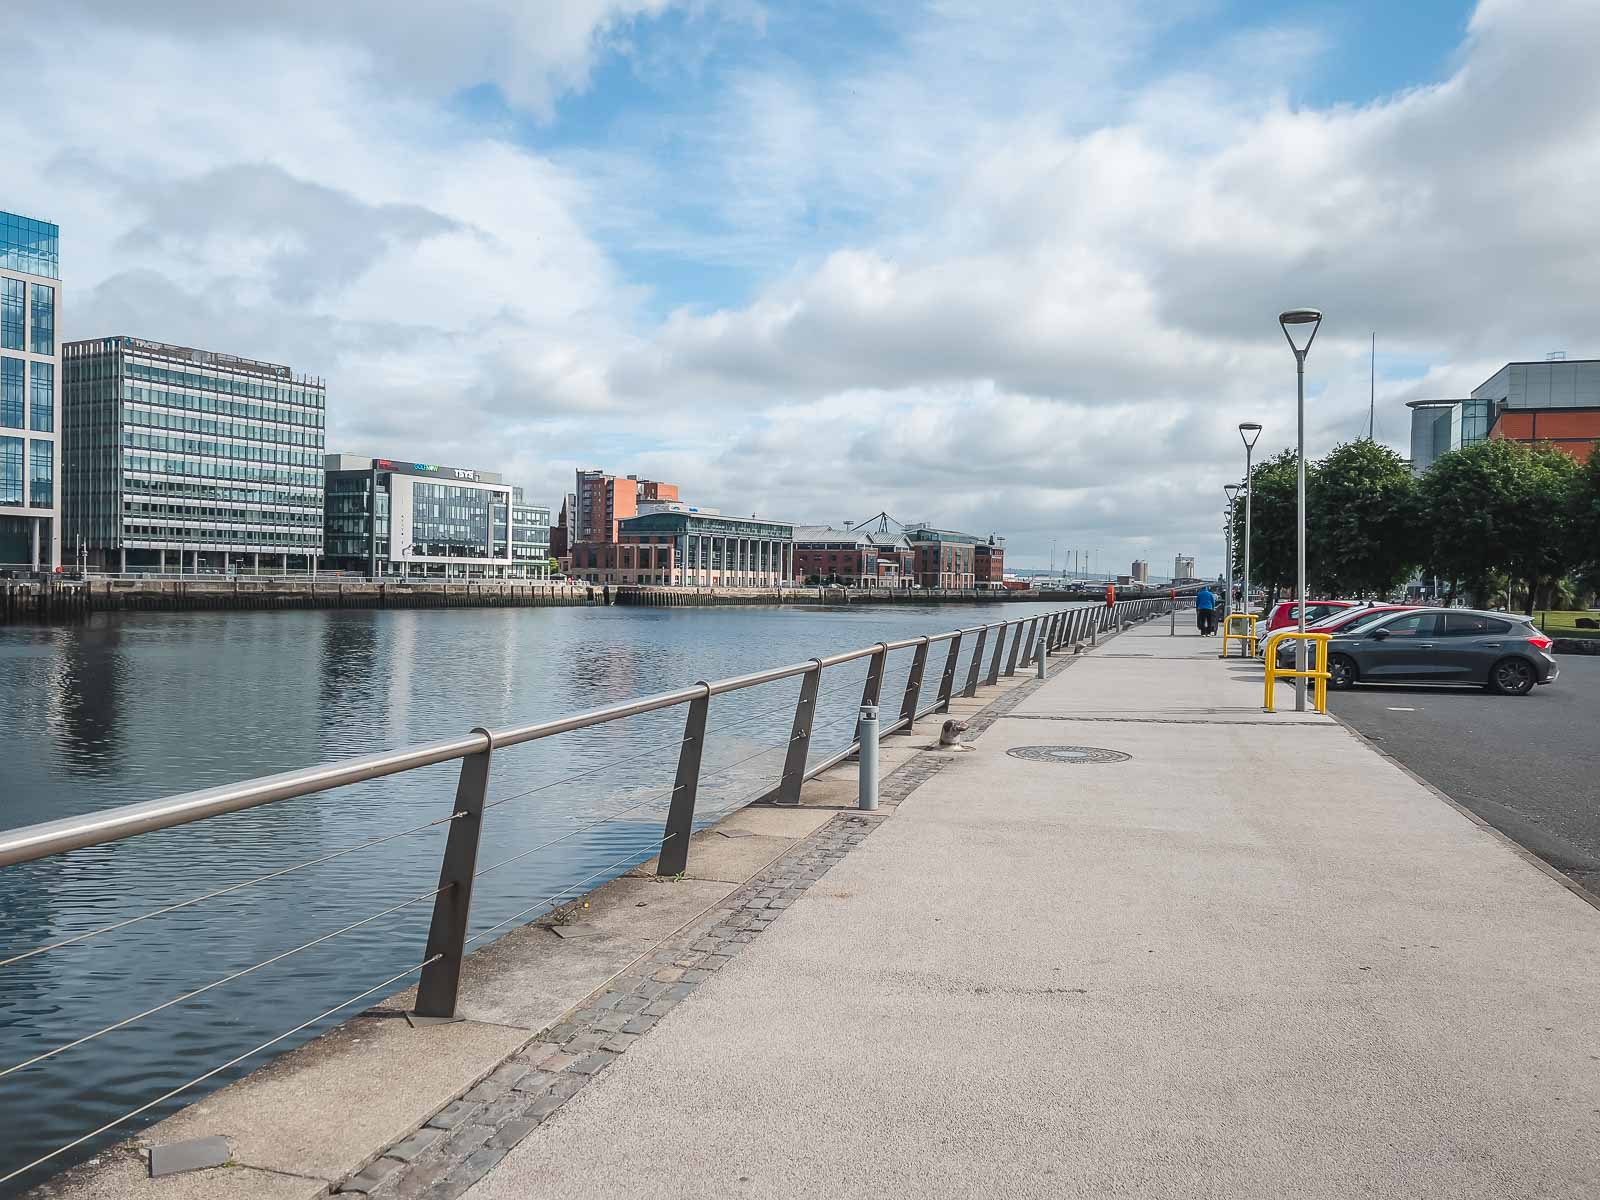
left=464, top=620, right=1600, bottom=1198
left=35, top=617, right=1600, bottom=1198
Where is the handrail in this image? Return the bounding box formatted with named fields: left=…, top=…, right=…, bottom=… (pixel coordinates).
left=1262, top=630, right=1331, bottom=714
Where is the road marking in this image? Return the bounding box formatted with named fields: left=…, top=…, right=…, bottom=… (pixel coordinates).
left=1386, top=706, right=1416, bottom=711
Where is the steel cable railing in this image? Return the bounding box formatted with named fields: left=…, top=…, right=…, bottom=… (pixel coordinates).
left=0, top=599, right=1169, bottom=1192
left=0, top=809, right=465, bottom=971
left=0, top=953, right=444, bottom=1189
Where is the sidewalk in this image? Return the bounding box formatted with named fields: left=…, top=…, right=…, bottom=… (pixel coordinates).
left=464, top=619, right=1600, bottom=1199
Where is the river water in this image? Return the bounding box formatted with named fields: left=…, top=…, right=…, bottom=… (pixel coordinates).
left=0, top=599, right=1077, bottom=1192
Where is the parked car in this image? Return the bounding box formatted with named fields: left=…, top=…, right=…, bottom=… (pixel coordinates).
left=1269, top=604, right=1419, bottom=667
left=1324, top=608, right=1558, bottom=695
left=1261, top=599, right=1364, bottom=638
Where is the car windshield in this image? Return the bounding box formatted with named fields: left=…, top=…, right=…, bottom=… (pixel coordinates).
left=1338, top=611, right=1402, bottom=636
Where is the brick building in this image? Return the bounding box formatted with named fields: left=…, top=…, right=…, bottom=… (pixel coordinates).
left=904, top=525, right=979, bottom=589
left=792, top=525, right=913, bottom=586
left=973, top=537, right=1005, bottom=585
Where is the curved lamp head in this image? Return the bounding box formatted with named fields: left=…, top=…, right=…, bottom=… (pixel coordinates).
left=1239, top=421, right=1262, bottom=450
left=1279, top=308, right=1323, bottom=357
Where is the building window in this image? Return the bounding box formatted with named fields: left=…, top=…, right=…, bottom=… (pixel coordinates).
left=30, top=283, right=54, bottom=355
left=0, top=356, right=21, bottom=428
left=29, top=361, right=52, bottom=432
left=29, top=439, right=52, bottom=508
left=0, top=279, right=22, bottom=351
left=0, top=435, right=21, bottom=504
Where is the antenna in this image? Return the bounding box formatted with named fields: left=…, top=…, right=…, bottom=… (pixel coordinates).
left=1369, top=332, right=1376, bottom=441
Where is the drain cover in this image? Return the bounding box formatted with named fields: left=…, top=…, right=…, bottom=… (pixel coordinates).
left=1006, top=745, right=1131, bottom=765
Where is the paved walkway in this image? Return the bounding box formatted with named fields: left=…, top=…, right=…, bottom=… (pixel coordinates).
left=463, top=618, right=1600, bottom=1199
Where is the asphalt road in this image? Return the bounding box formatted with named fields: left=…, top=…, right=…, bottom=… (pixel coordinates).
left=1333, top=653, right=1600, bottom=895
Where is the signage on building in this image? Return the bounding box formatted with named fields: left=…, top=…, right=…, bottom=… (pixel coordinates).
left=375, top=459, right=483, bottom=482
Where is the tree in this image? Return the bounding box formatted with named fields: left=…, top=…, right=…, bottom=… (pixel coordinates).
left=1505, top=444, right=1581, bottom=613
left=1419, top=439, right=1547, bottom=608
left=1567, top=445, right=1600, bottom=603
left=1231, top=449, right=1312, bottom=601
left=1308, top=439, right=1421, bottom=597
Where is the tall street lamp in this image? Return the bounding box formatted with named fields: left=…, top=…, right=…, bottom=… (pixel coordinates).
left=1238, top=421, right=1262, bottom=654
left=1279, top=308, right=1322, bottom=711
left=1223, top=484, right=1240, bottom=619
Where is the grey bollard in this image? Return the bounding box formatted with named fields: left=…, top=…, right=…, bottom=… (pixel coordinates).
left=858, top=704, right=879, bottom=811
left=1036, top=636, right=1047, bottom=678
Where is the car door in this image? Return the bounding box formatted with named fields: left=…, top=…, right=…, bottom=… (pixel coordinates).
left=1439, top=613, right=1515, bottom=679
left=1357, top=611, right=1447, bottom=679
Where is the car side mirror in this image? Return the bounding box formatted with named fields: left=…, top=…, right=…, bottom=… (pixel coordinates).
left=1370, top=628, right=1390, bottom=641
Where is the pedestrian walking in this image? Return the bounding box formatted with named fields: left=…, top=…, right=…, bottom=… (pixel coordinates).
left=1194, top=585, right=1217, bottom=635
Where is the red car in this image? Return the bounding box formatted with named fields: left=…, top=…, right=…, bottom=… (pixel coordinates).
left=1262, top=599, right=1363, bottom=635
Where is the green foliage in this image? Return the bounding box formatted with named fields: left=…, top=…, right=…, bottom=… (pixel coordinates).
left=1418, top=440, right=1527, bottom=606
left=1232, top=449, right=1304, bottom=596
left=1309, top=439, right=1421, bottom=597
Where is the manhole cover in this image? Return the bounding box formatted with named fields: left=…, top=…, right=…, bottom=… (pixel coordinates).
left=1006, top=745, right=1131, bottom=765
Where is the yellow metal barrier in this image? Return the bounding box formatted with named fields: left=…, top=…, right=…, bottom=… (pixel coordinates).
left=1221, top=612, right=1259, bottom=657
left=1262, top=630, right=1332, bottom=714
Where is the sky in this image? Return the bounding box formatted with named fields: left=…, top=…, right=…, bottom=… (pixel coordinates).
left=7, top=0, right=1598, bottom=577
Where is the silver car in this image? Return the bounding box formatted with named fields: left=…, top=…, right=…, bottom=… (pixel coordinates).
left=1324, top=608, right=1559, bottom=695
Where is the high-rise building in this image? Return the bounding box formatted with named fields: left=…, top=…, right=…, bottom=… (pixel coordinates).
left=574, top=469, right=637, bottom=543
left=1173, top=554, right=1196, bottom=580
left=0, top=211, right=60, bottom=570
left=1131, top=559, right=1150, bottom=583
left=63, top=337, right=325, bottom=573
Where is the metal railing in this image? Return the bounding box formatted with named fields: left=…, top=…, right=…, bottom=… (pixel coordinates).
left=1261, top=629, right=1331, bottom=713
left=0, top=597, right=1165, bottom=1187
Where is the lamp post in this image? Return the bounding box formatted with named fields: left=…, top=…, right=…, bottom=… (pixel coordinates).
left=1223, top=484, right=1240, bottom=628
left=1279, top=309, right=1322, bottom=711
left=1238, top=422, right=1262, bottom=656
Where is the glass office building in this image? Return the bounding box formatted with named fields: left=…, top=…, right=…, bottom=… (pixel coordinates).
left=0, top=211, right=60, bottom=570
left=322, top=454, right=516, bottom=577
left=511, top=487, right=552, bottom=578
left=62, top=336, right=325, bottom=573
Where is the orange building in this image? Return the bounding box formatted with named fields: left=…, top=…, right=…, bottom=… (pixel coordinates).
left=1487, top=408, right=1600, bottom=462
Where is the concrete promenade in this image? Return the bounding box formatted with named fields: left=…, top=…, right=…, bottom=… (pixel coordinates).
left=466, top=619, right=1600, bottom=1198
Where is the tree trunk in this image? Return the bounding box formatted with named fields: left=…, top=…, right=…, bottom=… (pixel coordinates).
left=1524, top=576, right=1538, bottom=616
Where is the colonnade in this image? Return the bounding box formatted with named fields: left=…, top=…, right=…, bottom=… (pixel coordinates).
left=677, top=533, right=792, bottom=587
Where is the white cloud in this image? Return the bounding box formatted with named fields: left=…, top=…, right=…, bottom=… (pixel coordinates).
left=6, top=0, right=1599, bottom=574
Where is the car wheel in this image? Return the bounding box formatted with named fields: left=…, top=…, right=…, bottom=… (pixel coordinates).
left=1327, top=653, right=1358, bottom=690
left=1488, top=657, right=1536, bottom=695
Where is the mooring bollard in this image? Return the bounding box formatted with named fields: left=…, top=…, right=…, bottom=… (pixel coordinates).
left=1035, top=636, right=1047, bottom=678
left=858, top=704, right=879, bottom=811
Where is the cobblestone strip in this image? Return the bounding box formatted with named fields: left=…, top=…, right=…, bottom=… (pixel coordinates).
left=342, top=816, right=881, bottom=1199
left=340, top=639, right=1098, bottom=1199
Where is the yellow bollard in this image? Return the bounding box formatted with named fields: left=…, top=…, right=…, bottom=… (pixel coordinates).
left=1262, top=630, right=1331, bottom=713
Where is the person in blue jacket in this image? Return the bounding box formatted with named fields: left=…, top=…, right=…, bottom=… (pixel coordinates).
left=1194, top=585, right=1217, bottom=635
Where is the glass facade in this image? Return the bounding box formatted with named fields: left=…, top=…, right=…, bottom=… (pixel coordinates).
left=29, top=361, right=52, bottom=432
left=29, top=438, right=52, bottom=508
left=63, top=337, right=325, bottom=567
left=0, top=356, right=20, bottom=428
left=324, top=472, right=387, bottom=564
left=412, top=482, right=501, bottom=559
left=29, top=284, right=53, bottom=355
left=1, top=278, right=22, bottom=351
left=0, top=211, right=59, bottom=279
left=0, top=435, right=21, bottom=505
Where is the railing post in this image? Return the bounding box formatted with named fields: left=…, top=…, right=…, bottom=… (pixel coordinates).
left=771, top=661, right=821, bottom=806
left=1004, top=621, right=1024, bottom=676
left=414, top=730, right=493, bottom=1020
left=898, top=636, right=930, bottom=730
left=936, top=632, right=963, bottom=712
left=657, top=686, right=710, bottom=876
left=963, top=626, right=989, bottom=697
left=1018, top=617, right=1036, bottom=669
left=1048, top=611, right=1063, bottom=651
left=986, top=621, right=1008, bottom=685
left=854, top=643, right=888, bottom=750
